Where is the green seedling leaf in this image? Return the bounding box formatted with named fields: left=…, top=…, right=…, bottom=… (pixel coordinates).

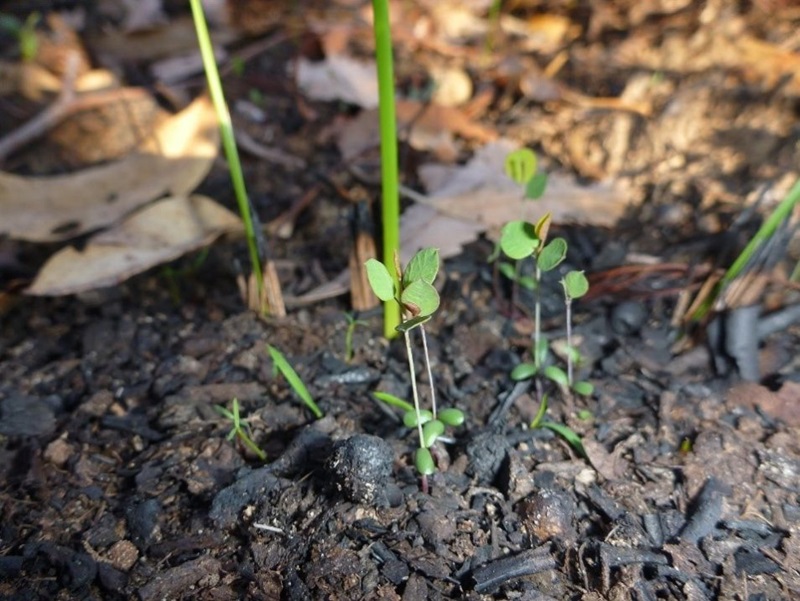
left=541, top=421, right=586, bottom=457
left=530, top=393, right=549, bottom=429
left=534, top=337, right=549, bottom=366
left=534, top=213, right=551, bottom=245
left=365, top=259, right=396, bottom=301
left=438, top=408, right=465, bottom=427
left=422, top=419, right=445, bottom=448
left=403, top=247, right=439, bottom=286
left=518, top=275, right=536, bottom=290
left=572, top=381, right=594, bottom=396
left=415, top=447, right=435, bottom=475
left=511, top=362, right=538, bottom=381
left=563, top=270, right=589, bottom=299
left=537, top=237, right=567, bottom=272
left=504, top=148, right=537, bottom=184
left=577, top=409, right=594, bottom=420
left=498, top=262, right=517, bottom=281
left=565, top=345, right=582, bottom=365
left=373, top=391, right=414, bottom=413
left=400, top=280, right=439, bottom=317
left=267, top=345, right=323, bottom=419
left=525, top=172, right=548, bottom=200
left=543, top=365, right=569, bottom=388
left=395, top=314, right=432, bottom=333
left=500, top=220, right=539, bottom=260
left=487, top=241, right=501, bottom=263
left=403, top=409, right=434, bottom=428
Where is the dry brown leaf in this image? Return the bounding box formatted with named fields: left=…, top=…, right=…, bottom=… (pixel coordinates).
left=296, top=55, right=379, bottom=109
left=417, top=139, right=633, bottom=234
left=26, top=195, right=242, bottom=296
left=583, top=437, right=628, bottom=481
left=0, top=96, right=219, bottom=242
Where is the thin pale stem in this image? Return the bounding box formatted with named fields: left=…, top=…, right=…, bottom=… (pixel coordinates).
left=565, top=298, right=573, bottom=386
left=534, top=263, right=542, bottom=368
left=403, top=329, right=426, bottom=450
left=419, top=325, right=437, bottom=418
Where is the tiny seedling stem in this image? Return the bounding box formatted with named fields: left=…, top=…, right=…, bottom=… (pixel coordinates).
left=533, top=264, right=542, bottom=369
left=565, top=297, right=574, bottom=386
left=403, top=330, right=427, bottom=451
left=419, top=326, right=438, bottom=418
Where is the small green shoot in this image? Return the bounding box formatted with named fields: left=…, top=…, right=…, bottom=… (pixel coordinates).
left=343, top=313, right=368, bottom=363
left=366, top=248, right=465, bottom=490
left=215, top=398, right=266, bottom=461
left=529, top=395, right=586, bottom=458
left=0, top=13, right=39, bottom=62
left=561, top=270, right=592, bottom=393
left=267, top=344, right=323, bottom=419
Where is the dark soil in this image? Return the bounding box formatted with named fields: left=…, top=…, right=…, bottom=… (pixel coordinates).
left=2, top=2, right=800, bottom=600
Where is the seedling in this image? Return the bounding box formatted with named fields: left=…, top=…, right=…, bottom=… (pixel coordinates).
left=215, top=398, right=267, bottom=461
left=366, top=248, right=465, bottom=491
left=529, top=394, right=586, bottom=458
left=267, top=344, right=323, bottom=419
left=343, top=312, right=368, bottom=363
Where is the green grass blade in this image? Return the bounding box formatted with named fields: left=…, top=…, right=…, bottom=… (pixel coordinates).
left=372, top=391, right=415, bottom=413
left=267, top=345, right=323, bottom=419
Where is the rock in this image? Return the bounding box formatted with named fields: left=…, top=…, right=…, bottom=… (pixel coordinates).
left=326, top=434, right=394, bottom=505
left=0, top=395, right=56, bottom=437
left=610, top=301, right=647, bottom=336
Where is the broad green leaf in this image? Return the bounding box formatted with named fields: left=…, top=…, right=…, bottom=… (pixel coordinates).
left=403, top=247, right=439, bottom=286
left=373, top=391, right=414, bottom=413
left=365, top=259, right=395, bottom=301
left=563, top=270, right=589, bottom=299
left=422, top=419, right=445, bottom=448
left=572, top=381, right=594, bottom=396
left=525, top=172, right=548, bottom=199
left=534, top=337, right=549, bottom=365
left=498, top=262, right=517, bottom=281
left=500, top=220, right=538, bottom=260
left=511, top=362, right=538, bottom=381
left=438, top=408, right=465, bottom=427
left=404, top=409, right=433, bottom=428
left=415, top=447, right=435, bottom=475
left=540, top=421, right=586, bottom=457
left=267, top=345, right=323, bottom=418
left=395, top=315, right=432, bottom=333
left=543, top=365, right=568, bottom=387
left=537, top=237, right=567, bottom=272
left=504, top=148, right=537, bottom=184
left=400, top=280, right=439, bottom=317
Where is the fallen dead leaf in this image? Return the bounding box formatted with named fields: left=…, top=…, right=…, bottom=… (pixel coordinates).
left=727, top=381, right=800, bottom=427
left=26, top=195, right=242, bottom=296
left=0, top=96, right=219, bottom=242
left=417, top=139, right=633, bottom=234
left=296, top=54, right=379, bottom=109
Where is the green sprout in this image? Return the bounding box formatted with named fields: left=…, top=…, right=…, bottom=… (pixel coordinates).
left=215, top=398, right=267, bottom=461
left=267, top=344, right=323, bottom=419
left=190, top=0, right=282, bottom=314
left=343, top=312, right=368, bottom=363
left=0, top=13, right=39, bottom=62
left=529, top=394, right=585, bottom=458
left=371, top=0, right=401, bottom=338
left=498, top=149, right=593, bottom=398
left=366, top=248, right=465, bottom=490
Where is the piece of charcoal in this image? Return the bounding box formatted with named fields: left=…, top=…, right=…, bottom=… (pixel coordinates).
left=371, top=541, right=409, bottom=586
left=582, top=485, right=625, bottom=521
left=463, top=429, right=510, bottom=486
left=734, top=549, right=780, bottom=575
left=469, top=543, right=556, bottom=594
left=326, top=434, right=394, bottom=505
left=126, top=499, right=162, bottom=551
left=679, top=478, right=728, bottom=544
left=643, top=513, right=664, bottom=548
left=210, top=467, right=280, bottom=530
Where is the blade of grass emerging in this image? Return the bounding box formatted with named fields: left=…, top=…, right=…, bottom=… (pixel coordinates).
left=189, top=0, right=273, bottom=311
left=267, top=344, right=323, bottom=419
left=372, top=0, right=401, bottom=338
left=691, top=177, right=800, bottom=321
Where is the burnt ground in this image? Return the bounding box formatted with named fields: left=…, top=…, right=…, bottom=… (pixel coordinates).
left=2, top=1, right=800, bottom=600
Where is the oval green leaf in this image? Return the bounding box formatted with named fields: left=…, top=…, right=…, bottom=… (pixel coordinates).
left=403, top=409, right=433, bottom=428
left=415, top=447, right=435, bottom=475
left=504, top=148, right=537, bottom=184
left=572, top=381, right=594, bottom=396
left=422, top=419, right=445, bottom=448
left=400, top=280, right=439, bottom=318
left=365, top=259, right=395, bottom=301
left=563, top=270, right=589, bottom=299
left=525, top=172, right=548, bottom=200
left=500, top=220, right=538, bottom=260
left=438, top=408, right=465, bottom=427
left=518, top=275, right=536, bottom=290
left=396, top=314, right=432, bottom=333
left=543, top=365, right=569, bottom=387
left=511, top=362, right=538, bottom=381
left=498, top=262, right=517, bottom=281
left=403, top=247, right=439, bottom=286
left=534, top=337, right=549, bottom=365
left=373, top=391, right=414, bottom=413
left=537, top=237, right=567, bottom=272
left=540, top=421, right=586, bottom=457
